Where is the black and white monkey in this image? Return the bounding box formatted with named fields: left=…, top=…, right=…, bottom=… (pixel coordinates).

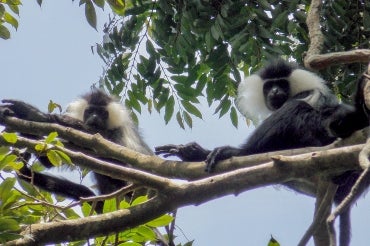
left=155, top=59, right=370, bottom=246
left=1, top=89, right=152, bottom=209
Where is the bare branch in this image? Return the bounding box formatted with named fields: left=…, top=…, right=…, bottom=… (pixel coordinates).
left=298, top=181, right=337, bottom=246
left=327, top=139, right=370, bottom=246
left=305, top=50, right=370, bottom=70
left=364, top=63, right=370, bottom=111
left=303, top=0, right=370, bottom=70
left=304, top=0, right=323, bottom=68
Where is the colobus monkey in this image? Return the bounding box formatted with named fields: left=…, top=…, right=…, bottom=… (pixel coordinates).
left=155, top=59, right=369, bottom=246
left=2, top=89, right=152, bottom=209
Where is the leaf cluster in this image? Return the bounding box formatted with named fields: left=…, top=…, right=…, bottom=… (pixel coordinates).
left=0, top=131, right=177, bottom=245
left=95, top=0, right=370, bottom=126
left=96, top=0, right=312, bottom=127
left=0, top=0, right=20, bottom=39
left=320, top=0, right=370, bottom=101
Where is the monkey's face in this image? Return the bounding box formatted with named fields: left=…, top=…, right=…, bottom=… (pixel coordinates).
left=263, top=79, right=290, bottom=110
left=83, top=105, right=109, bottom=131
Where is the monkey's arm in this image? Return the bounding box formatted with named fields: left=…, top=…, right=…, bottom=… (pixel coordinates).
left=1, top=99, right=85, bottom=130
left=1, top=99, right=51, bottom=122
left=155, top=142, right=211, bottom=162
left=328, top=75, right=370, bottom=138
left=205, top=100, right=329, bottom=173
left=19, top=166, right=96, bottom=199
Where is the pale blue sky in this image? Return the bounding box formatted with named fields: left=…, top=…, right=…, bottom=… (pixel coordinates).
left=0, top=1, right=368, bottom=245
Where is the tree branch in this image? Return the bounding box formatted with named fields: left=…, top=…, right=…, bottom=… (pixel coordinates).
left=1, top=111, right=369, bottom=245
left=1, top=115, right=368, bottom=181
left=304, top=0, right=323, bottom=68
left=304, top=0, right=370, bottom=69
left=305, top=50, right=370, bottom=70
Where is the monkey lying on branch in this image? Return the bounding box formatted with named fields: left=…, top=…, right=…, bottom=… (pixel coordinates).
left=0, top=89, right=153, bottom=212
left=156, top=59, right=370, bottom=246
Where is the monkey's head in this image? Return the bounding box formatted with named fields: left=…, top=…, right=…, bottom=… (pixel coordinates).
left=236, top=59, right=330, bottom=124
left=65, top=89, right=127, bottom=133
left=65, top=89, right=153, bottom=154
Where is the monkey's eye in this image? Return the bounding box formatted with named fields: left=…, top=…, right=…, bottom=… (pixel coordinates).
left=100, top=110, right=108, bottom=119
left=84, top=107, right=108, bottom=120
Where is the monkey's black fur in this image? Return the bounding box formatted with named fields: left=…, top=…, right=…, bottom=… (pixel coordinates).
left=2, top=89, right=152, bottom=212
left=155, top=60, right=370, bottom=246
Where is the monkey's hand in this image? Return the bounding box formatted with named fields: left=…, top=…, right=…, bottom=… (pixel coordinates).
left=205, top=146, right=243, bottom=173
left=1, top=99, right=50, bottom=122
left=155, top=142, right=210, bottom=162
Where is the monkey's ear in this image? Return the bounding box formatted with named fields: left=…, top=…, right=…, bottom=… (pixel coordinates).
left=236, top=74, right=271, bottom=124
left=64, top=98, right=88, bottom=121
left=289, top=69, right=328, bottom=96
left=1, top=99, right=49, bottom=122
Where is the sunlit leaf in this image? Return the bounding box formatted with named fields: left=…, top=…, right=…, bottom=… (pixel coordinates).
left=146, top=214, right=173, bottom=227
left=45, top=132, right=58, bottom=144
left=46, top=150, right=63, bottom=166
left=4, top=12, right=18, bottom=30
left=2, top=132, right=17, bottom=144
left=48, top=100, right=62, bottom=113
left=268, top=235, right=280, bottom=246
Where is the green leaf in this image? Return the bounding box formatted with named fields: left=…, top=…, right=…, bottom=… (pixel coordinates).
left=48, top=100, right=62, bottom=113
left=2, top=132, right=17, bottom=144
left=45, top=132, right=58, bottom=144
left=176, top=111, right=185, bottom=129
left=210, top=24, right=220, bottom=41
left=8, top=4, right=19, bottom=15
left=54, top=150, right=72, bottom=165
left=4, top=12, right=18, bottom=30
left=0, top=24, right=10, bottom=39
left=268, top=235, right=280, bottom=246
left=131, top=195, right=148, bottom=206
left=164, top=96, right=175, bottom=124
left=0, top=5, right=5, bottom=18
left=136, top=225, right=156, bottom=240
left=0, top=218, right=20, bottom=232
left=216, top=99, right=231, bottom=117
left=230, top=106, right=238, bottom=128
left=146, top=214, right=173, bottom=227
left=0, top=178, right=16, bottom=200
left=85, top=0, right=97, bottom=30
left=183, top=111, right=193, bottom=128
left=35, top=143, right=46, bottom=152
left=46, top=150, right=63, bottom=166
left=103, top=198, right=117, bottom=213
left=106, top=0, right=125, bottom=15
left=92, top=0, right=104, bottom=9
left=181, top=101, right=202, bottom=119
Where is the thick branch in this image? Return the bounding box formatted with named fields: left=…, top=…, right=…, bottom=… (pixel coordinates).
left=305, top=50, right=370, bottom=70
left=304, top=0, right=370, bottom=70
left=365, top=63, right=370, bottom=111
left=1, top=116, right=368, bottom=181
left=0, top=135, right=172, bottom=191
left=5, top=140, right=366, bottom=245
left=304, top=0, right=324, bottom=68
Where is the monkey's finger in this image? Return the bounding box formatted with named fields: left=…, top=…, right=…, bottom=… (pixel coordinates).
left=155, top=148, right=180, bottom=156
left=0, top=106, right=15, bottom=117
left=155, top=144, right=181, bottom=151
left=205, top=147, right=226, bottom=173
